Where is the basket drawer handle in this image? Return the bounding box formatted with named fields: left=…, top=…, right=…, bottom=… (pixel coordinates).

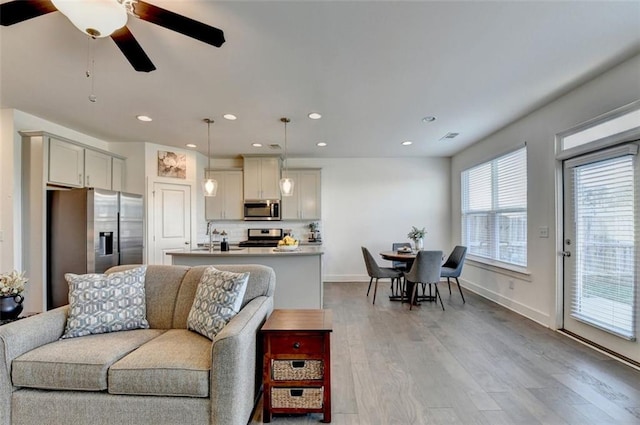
left=291, top=361, right=305, bottom=368
left=290, top=389, right=303, bottom=397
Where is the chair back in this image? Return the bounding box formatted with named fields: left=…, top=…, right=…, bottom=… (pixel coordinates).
left=442, top=246, right=467, bottom=275
left=361, top=246, right=381, bottom=277
left=405, top=250, right=443, bottom=284
left=392, top=242, right=411, bottom=268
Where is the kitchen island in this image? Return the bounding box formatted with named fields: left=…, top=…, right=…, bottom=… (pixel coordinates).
left=168, top=246, right=324, bottom=309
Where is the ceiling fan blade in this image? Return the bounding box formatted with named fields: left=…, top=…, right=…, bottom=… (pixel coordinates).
left=132, top=1, right=225, bottom=48
left=111, top=26, right=156, bottom=73
left=0, top=0, right=57, bottom=26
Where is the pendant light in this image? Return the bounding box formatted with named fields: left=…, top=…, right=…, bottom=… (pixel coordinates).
left=202, top=118, right=218, bottom=197
left=279, top=117, right=294, bottom=197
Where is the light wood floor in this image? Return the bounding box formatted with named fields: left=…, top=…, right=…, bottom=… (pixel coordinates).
left=251, top=282, right=640, bottom=424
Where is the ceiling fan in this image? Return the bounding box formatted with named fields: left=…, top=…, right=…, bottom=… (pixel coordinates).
left=0, top=0, right=225, bottom=72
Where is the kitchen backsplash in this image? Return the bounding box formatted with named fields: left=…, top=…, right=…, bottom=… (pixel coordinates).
left=198, top=221, right=322, bottom=244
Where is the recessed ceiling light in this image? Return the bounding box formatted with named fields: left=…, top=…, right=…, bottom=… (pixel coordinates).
left=402, top=141, right=413, bottom=146
left=316, top=142, right=327, bottom=147
left=252, top=143, right=263, bottom=147
left=422, top=116, right=436, bottom=123
left=223, top=114, right=237, bottom=120
left=186, top=143, right=197, bottom=148
left=136, top=115, right=152, bottom=122
left=308, top=112, right=322, bottom=120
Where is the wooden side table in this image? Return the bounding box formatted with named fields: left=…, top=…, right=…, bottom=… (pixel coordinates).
left=261, top=309, right=332, bottom=423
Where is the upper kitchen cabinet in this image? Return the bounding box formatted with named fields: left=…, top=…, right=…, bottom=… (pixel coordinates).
left=282, top=169, right=321, bottom=220
left=84, top=149, right=112, bottom=190
left=48, top=137, right=85, bottom=187
left=205, top=170, right=243, bottom=220
left=243, top=156, right=281, bottom=200
left=35, top=133, right=125, bottom=191
left=111, top=157, right=126, bottom=192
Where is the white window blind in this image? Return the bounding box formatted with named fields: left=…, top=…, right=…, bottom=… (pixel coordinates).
left=462, top=147, right=527, bottom=267
left=568, top=153, right=637, bottom=339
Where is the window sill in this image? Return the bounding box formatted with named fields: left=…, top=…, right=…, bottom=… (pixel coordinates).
left=466, top=256, right=532, bottom=281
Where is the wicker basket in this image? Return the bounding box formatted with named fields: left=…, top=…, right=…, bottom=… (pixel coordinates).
left=271, top=387, right=323, bottom=409
left=272, top=360, right=324, bottom=381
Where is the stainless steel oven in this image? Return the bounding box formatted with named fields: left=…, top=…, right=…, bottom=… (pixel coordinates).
left=243, top=199, right=281, bottom=221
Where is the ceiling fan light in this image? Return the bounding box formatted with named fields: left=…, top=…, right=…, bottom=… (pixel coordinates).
left=279, top=178, right=294, bottom=197
left=51, top=0, right=127, bottom=38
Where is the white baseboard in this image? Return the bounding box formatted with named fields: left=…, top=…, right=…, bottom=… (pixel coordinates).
left=460, top=278, right=551, bottom=328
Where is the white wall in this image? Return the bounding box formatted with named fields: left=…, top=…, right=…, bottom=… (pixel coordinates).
left=451, top=53, right=640, bottom=328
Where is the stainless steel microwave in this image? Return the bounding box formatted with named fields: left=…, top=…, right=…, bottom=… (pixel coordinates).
left=243, top=199, right=281, bottom=221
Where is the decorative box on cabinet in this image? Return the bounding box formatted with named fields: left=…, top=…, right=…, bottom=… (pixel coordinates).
left=204, top=170, right=243, bottom=220
left=281, top=169, right=321, bottom=220
left=243, top=156, right=281, bottom=199
left=262, top=309, right=332, bottom=423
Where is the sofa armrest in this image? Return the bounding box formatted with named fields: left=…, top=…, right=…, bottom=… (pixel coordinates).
left=209, top=295, right=274, bottom=425
left=0, top=306, right=68, bottom=425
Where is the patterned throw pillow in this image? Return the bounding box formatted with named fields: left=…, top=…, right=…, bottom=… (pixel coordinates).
left=61, top=266, right=149, bottom=339
left=187, top=267, right=250, bottom=340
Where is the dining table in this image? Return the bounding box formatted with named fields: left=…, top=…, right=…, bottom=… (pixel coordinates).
left=379, top=250, right=438, bottom=305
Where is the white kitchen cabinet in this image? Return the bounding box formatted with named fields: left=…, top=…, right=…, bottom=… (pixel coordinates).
left=48, top=137, right=85, bottom=187
left=47, top=136, right=124, bottom=190
left=243, top=156, right=281, bottom=199
left=112, top=157, right=125, bottom=192
left=282, top=169, right=321, bottom=220
left=205, top=170, right=244, bottom=220
left=84, top=149, right=112, bottom=190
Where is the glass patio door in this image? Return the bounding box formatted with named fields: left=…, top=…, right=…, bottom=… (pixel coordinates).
left=562, top=144, right=639, bottom=363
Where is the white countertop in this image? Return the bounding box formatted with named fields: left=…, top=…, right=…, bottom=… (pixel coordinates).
left=168, top=246, right=324, bottom=257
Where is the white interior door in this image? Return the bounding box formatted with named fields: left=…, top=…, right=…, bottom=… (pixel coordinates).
left=562, top=144, right=639, bottom=363
left=152, top=182, right=191, bottom=265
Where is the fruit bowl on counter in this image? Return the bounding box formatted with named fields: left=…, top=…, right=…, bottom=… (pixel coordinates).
left=276, top=236, right=299, bottom=251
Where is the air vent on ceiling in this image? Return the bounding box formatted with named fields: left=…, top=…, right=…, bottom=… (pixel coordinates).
left=440, top=132, right=460, bottom=140
left=269, top=144, right=282, bottom=150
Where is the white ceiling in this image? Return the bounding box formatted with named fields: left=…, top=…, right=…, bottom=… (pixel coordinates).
left=1, top=1, right=639, bottom=159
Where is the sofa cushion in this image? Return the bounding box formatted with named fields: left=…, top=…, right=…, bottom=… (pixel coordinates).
left=62, top=266, right=149, bottom=339
left=187, top=267, right=249, bottom=340
left=12, top=329, right=165, bottom=391
left=108, top=329, right=212, bottom=397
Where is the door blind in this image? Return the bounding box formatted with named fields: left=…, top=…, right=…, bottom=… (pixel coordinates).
left=568, top=153, right=637, bottom=340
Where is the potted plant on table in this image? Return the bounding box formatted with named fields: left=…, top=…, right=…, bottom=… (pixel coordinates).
left=0, top=270, right=28, bottom=320
left=407, top=226, right=426, bottom=252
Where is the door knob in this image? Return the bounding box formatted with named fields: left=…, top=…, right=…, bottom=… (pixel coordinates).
left=184, top=242, right=190, bottom=245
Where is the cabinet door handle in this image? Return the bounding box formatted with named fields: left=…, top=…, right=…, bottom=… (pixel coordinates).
left=79, top=174, right=82, bottom=184
left=86, top=175, right=90, bottom=186
left=292, top=342, right=300, bottom=349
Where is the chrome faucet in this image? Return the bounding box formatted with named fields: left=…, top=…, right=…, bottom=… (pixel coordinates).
left=206, top=222, right=219, bottom=252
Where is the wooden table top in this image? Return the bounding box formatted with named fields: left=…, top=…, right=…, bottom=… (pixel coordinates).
left=379, top=251, right=416, bottom=262
left=262, top=309, right=333, bottom=332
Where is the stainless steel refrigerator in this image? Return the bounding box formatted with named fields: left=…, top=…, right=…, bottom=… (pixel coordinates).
left=47, top=188, right=144, bottom=309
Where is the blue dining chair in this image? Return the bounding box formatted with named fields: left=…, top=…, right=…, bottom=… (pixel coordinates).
left=440, top=246, right=467, bottom=303
left=361, top=247, right=403, bottom=304
left=404, top=250, right=444, bottom=310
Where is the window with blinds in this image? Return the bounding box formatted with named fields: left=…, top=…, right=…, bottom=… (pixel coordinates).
left=568, top=152, right=637, bottom=339
left=461, top=147, right=527, bottom=267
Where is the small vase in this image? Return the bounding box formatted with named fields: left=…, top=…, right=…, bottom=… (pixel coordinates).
left=413, top=238, right=423, bottom=252
left=0, top=294, right=24, bottom=320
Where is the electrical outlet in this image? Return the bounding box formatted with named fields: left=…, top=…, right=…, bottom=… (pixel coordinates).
left=509, top=280, right=515, bottom=289
left=538, top=226, right=549, bottom=238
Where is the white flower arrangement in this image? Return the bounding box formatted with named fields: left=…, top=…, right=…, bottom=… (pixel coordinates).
left=0, top=270, right=28, bottom=297
left=407, top=226, right=426, bottom=241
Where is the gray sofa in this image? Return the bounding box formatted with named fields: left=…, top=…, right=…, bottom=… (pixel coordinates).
left=0, top=264, right=276, bottom=425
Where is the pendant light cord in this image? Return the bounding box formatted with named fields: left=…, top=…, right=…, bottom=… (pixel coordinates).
left=205, top=118, right=213, bottom=178
left=281, top=117, right=290, bottom=178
